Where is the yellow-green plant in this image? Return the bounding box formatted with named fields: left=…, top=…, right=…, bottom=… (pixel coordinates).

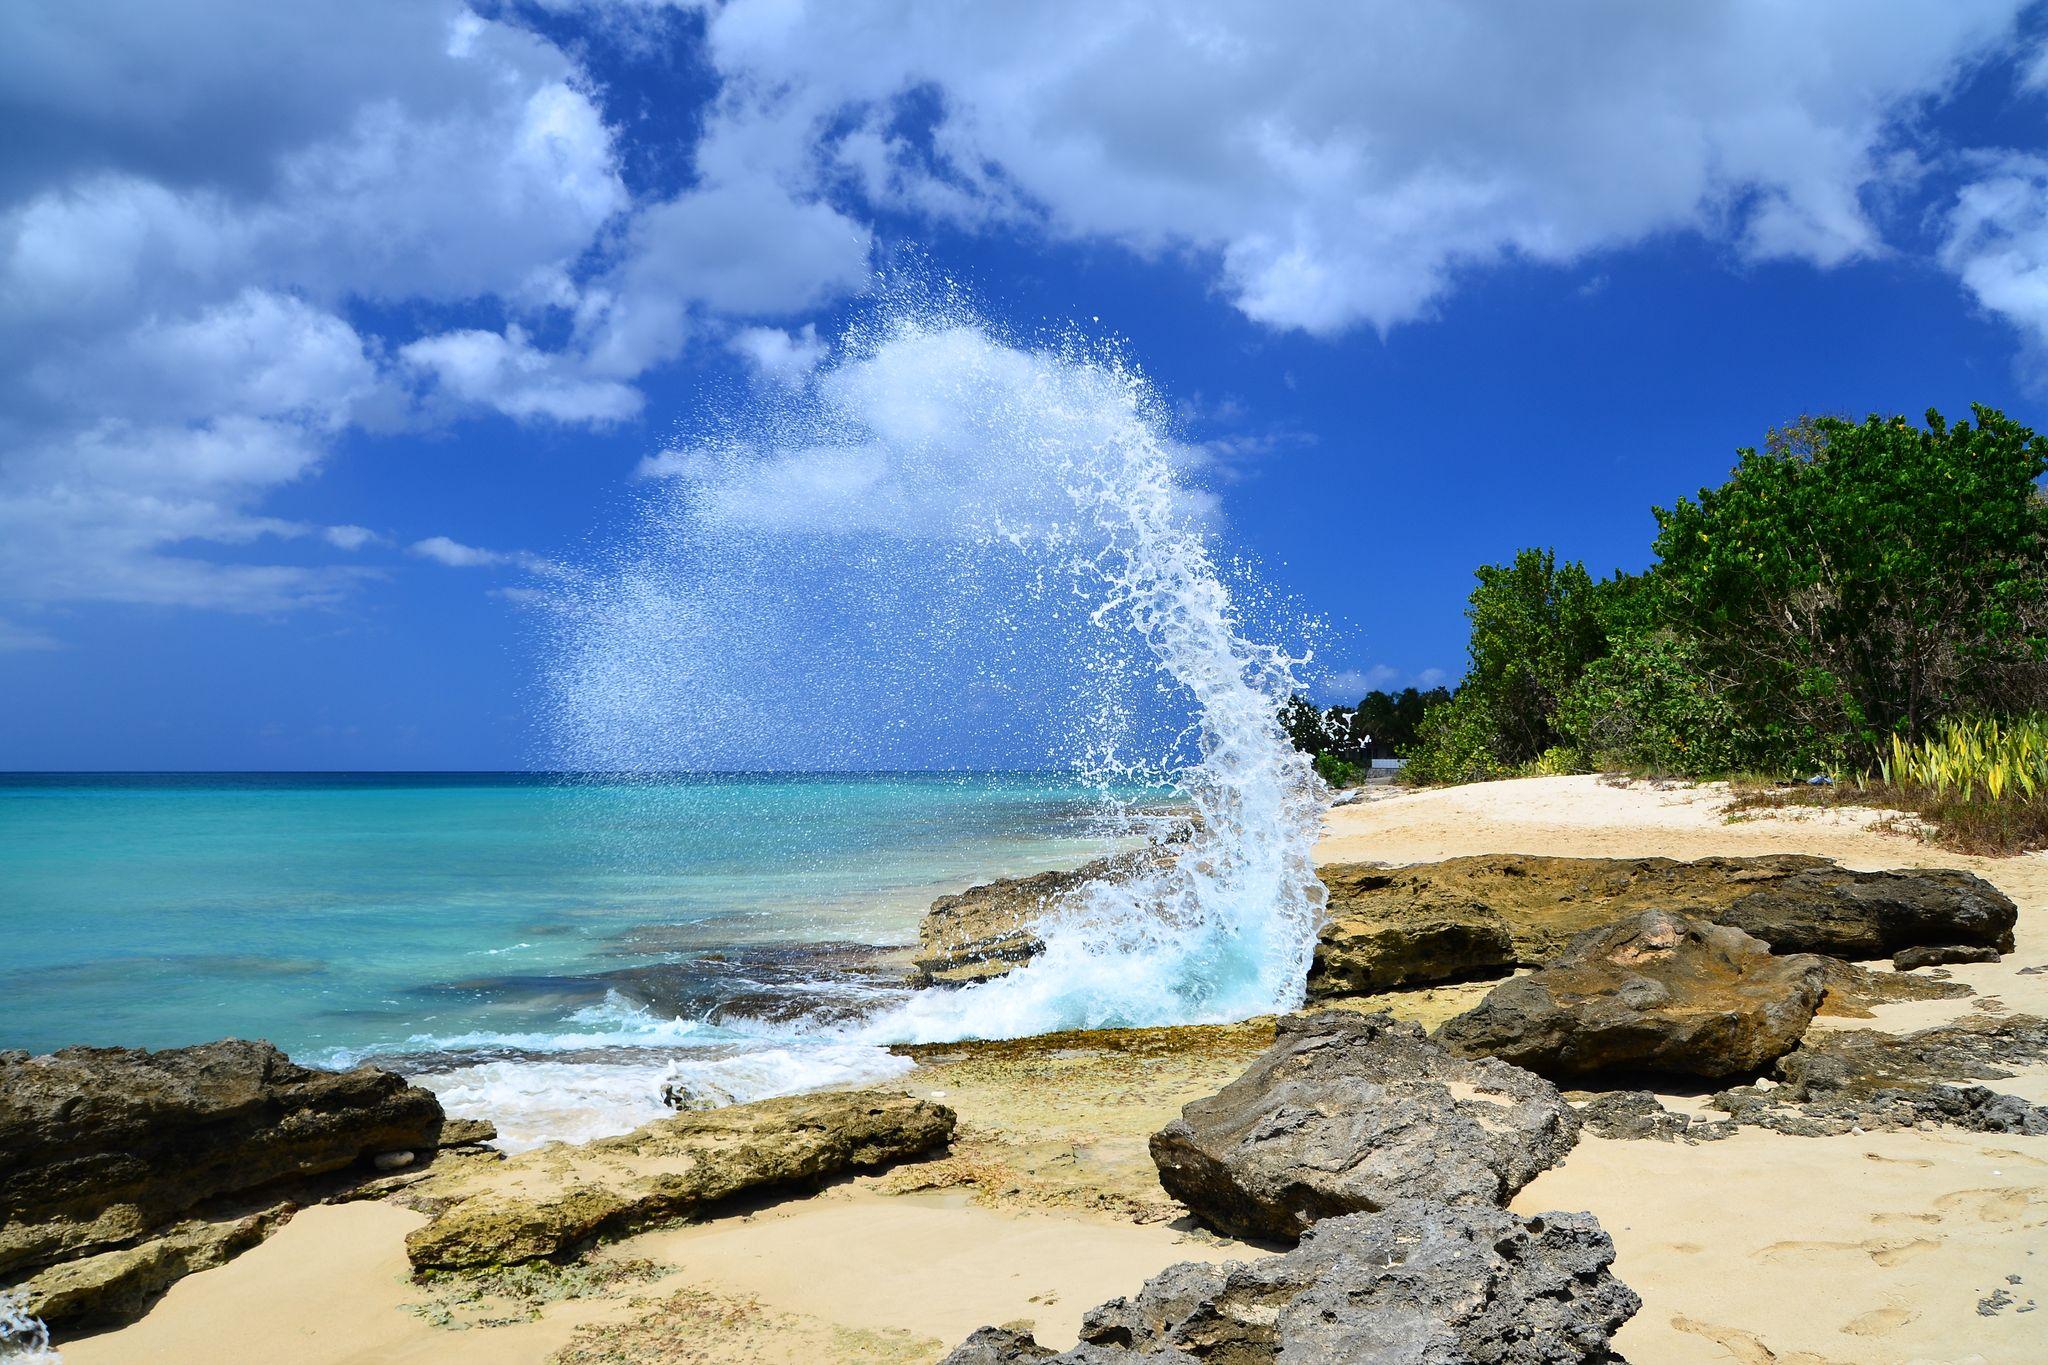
left=1877, top=716, right=2048, bottom=803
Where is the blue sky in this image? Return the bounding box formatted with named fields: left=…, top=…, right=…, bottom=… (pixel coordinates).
left=4, top=1, right=2048, bottom=770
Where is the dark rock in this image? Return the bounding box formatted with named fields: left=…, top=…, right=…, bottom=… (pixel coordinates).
left=1308, top=865, right=1515, bottom=996
left=1812, top=957, right=1973, bottom=1018
left=940, top=1200, right=1640, bottom=1364
left=1572, top=1090, right=1735, bottom=1143
left=406, top=1090, right=955, bottom=1270
left=1308, top=854, right=2016, bottom=999
left=941, top=1327, right=1058, bottom=1364
left=0, top=1040, right=445, bottom=1281
left=1711, top=1013, right=2048, bottom=1136
left=1437, top=910, right=1828, bottom=1081
left=1150, top=1011, right=1576, bottom=1244
left=1893, top=944, right=2001, bottom=971
left=911, top=847, right=1176, bottom=987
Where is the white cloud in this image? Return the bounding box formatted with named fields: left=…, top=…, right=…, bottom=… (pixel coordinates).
left=0, top=618, right=64, bottom=652
left=1942, top=152, right=2048, bottom=380
left=689, top=0, right=2027, bottom=335
left=323, top=525, right=381, bottom=551
left=401, top=325, right=643, bottom=424
left=410, top=535, right=563, bottom=576
left=729, top=324, right=827, bottom=386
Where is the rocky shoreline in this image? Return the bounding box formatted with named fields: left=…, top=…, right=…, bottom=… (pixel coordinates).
left=9, top=783, right=2048, bottom=1361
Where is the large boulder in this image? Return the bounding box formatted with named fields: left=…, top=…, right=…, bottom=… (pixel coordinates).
left=941, top=1199, right=1640, bottom=1364
left=0, top=1040, right=448, bottom=1282
left=1308, top=854, right=2015, bottom=997
left=911, top=847, right=1175, bottom=987
left=1436, top=910, right=1828, bottom=1081
left=1149, top=1011, right=1576, bottom=1244
left=406, top=1089, right=954, bottom=1270
left=1308, top=865, right=1514, bottom=997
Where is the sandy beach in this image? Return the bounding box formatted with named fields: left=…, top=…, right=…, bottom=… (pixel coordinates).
left=52, top=776, right=2048, bottom=1363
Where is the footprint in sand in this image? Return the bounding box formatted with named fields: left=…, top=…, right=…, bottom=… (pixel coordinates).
left=1670, top=1315, right=1844, bottom=1364
left=1757, top=1236, right=1941, bottom=1267
left=1932, top=1186, right=2045, bottom=1225
left=1861, top=1151, right=1934, bottom=1168
left=1843, top=1304, right=1916, bottom=1337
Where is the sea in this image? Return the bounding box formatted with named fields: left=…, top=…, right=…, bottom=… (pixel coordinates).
left=0, top=771, right=1151, bottom=1147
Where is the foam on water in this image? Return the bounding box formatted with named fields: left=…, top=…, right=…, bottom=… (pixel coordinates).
left=549, top=288, right=1327, bottom=1062
left=0, top=1292, right=56, bottom=1364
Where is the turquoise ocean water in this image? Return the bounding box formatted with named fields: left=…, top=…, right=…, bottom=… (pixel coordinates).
left=0, top=773, right=1135, bottom=1145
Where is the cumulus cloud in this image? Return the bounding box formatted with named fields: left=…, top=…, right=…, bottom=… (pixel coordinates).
left=689, top=0, right=2027, bottom=334
left=1942, top=152, right=2048, bottom=381
left=410, top=535, right=563, bottom=576
left=729, top=324, right=828, bottom=386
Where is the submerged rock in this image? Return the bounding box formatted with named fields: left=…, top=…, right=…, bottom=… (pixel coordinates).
left=406, top=1089, right=954, bottom=1270
left=1712, top=1013, right=2048, bottom=1136
left=940, top=1200, right=1640, bottom=1364
left=1436, top=910, right=1828, bottom=1082
left=1150, top=1011, right=1576, bottom=1243
left=0, top=1038, right=458, bottom=1325
left=910, top=845, right=1178, bottom=987
left=1308, top=854, right=2015, bottom=998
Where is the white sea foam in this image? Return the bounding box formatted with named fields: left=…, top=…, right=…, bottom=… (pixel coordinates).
left=0, top=1292, right=57, bottom=1364
left=548, top=288, right=1327, bottom=1051
left=419, top=1042, right=914, bottom=1151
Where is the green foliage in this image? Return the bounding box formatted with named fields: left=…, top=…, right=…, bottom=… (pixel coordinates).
left=1878, top=714, right=2048, bottom=803
left=1402, top=688, right=1510, bottom=785
left=1313, top=751, right=1367, bottom=787
left=1556, top=631, right=1783, bottom=777
left=1651, top=407, right=2048, bottom=760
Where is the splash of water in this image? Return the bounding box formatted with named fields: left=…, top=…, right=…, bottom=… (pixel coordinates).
left=0, top=1292, right=57, bottom=1364
left=548, top=290, right=1326, bottom=1045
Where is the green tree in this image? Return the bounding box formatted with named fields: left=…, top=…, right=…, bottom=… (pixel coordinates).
left=1460, top=548, right=1619, bottom=762
left=1650, top=406, right=2048, bottom=761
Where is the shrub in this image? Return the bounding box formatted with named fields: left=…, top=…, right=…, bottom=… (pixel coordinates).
left=1314, top=752, right=1367, bottom=788
left=1402, top=689, right=1509, bottom=785
left=1556, top=632, right=1784, bottom=777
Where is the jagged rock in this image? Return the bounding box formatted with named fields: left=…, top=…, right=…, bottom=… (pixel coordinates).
left=0, top=1039, right=446, bottom=1280
left=1571, top=1090, right=1735, bottom=1143
left=658, top=1076, right=735, bottom=1111
left=1812, top=957, right=1973, bottom=1018
left=1437, top=910, right=1827, bottom=1081
left=1150, top=1011, right=1576, bottom=1243
left=940, top=1200, right=1639, bottom=1364
left=1894, top=944, right=2001, bottom=971
left=1307, top=865, right=1514, bottom=997
left=406, top=1090, right=954, bottom=1270
left=14, top=1205, right=292, bottom=1328
left=1308, top=854, right=2015, bottom=998
left=942, top=1327, right=1057, bottom=1364
left=911, top=847, right=1175, bottom=987
left=1712, top=1013, right=2048, bottom=1136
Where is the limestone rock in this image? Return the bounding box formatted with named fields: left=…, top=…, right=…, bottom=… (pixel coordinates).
left=1308, top=854, right=2015, bottom=999
left=0, top=1039, right=445, bottom=1279
left=1894, top=944, right=2001, bottom=971
left=940, top=1200, right=1639, bottom=1364
left=911, top=847, right=1174, bottom=987
left=1812, top=957, right=1973, bottom=1018
left=1307, top=865, right=1514, bottom=997
left=16, top=1205, right=291, bottom=1328
left=1713, top=1013, right=2048, bottom=1136
left=1149, top=1011, right=1576, bottom=1243
left=406, top=1089, right=954, bottom=1270
left=1437, top=910, right=1827, bottom=1081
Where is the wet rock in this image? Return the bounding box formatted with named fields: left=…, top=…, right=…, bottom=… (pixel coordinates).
left=1812, top=957, right=1973, bottom=1018
left=1711, top=1013, right=2048, bottom=1136
left=14, top=1205, right=291, bottom=1328
left=0, top=1039, right=445, bottom=1281
left=1437, top=910, right=1828, bottom=1082
left=1571, top=1090, right=1735, bottom=1143
left=911, top=846, right=1178, bottom=987
left=658, top=1077, right=735, bottom=1112
left=406, top=1090, right=954, bottom=1270
left=1150, top=1011, right=1576, bottom=1243
left=1893, top=944, right=2001, bottom=971
left=1307, top=865, right=1514, bottom=996
left=1308, top=854, right=2015, bottom=999
left=940, top=1200, right=1639, bottom=1364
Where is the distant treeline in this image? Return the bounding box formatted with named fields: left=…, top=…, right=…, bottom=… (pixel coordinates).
left=1292, top=406, right=2048, bottom=793
left=1282, top=686, right=1448, bottom=781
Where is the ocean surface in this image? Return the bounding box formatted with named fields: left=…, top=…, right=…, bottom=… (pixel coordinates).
left=0, top=772, right=1146, bottom=1146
